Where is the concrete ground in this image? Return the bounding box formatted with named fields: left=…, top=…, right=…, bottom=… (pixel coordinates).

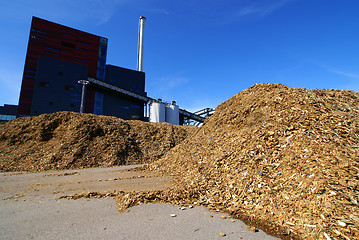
left=0, top=166, right=279, bottom=240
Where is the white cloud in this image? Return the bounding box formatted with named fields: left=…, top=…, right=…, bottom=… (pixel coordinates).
left=312, top=61, right=359, bottom=81
left=275, top=62, right=303, bottom=73
left=325, top=68, right=359, bottom=92
left=312, top=62, right=359, bottom=91
left=326, top=69, right=359, bottom=80
left=235, top=0, right=292, bottom=18
left=149, top=74, right=189, bottom=98
left=341, top=83, right=359, bottom=92
left=1, top=0, right=128, bottom=26
left=64, top=0, right=128, bottom=26
left=141, top=8, right=170, bottom=15
left=183, top=98, right=221, bottom=113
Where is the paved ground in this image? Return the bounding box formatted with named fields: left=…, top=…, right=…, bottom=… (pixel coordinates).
left=0, top=166, right=279, bottom=240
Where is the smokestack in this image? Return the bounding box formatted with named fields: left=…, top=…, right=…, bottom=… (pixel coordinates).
left=137, top=16, right=146, bottom=72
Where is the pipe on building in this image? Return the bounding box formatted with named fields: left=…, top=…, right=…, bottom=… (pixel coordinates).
left=137, top=16, right=146, bottom=72
left=78, top=80, right=90, bottom=113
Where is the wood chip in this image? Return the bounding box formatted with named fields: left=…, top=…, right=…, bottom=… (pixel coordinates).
left=4, top=84, right=358, bottom=240
left=247, top=226, right=257, bottom=232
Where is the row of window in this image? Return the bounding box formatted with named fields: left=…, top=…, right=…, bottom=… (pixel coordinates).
left=31, top=29, right=89, bottom=46
left=25, top=69, right=37, bottom=73
left=24, top=74, right=36, bottom=79
left=119, top=105, right=141, bottom=110
left=31, top=36, right=90, bottom=53
left=32, top=102, right=77, bottom=115
left=45, top=51, right=59, bottom=56
left=30, top=37, right=90, bottom=58
left=45, top=45, right=87, bottom=52
left=32, top=29, right=47, bottom=35
left=31, top=35, right=45, bottom=41
left=44, top=49, right=87, bottom=62
left=46, top=102, right=76, bottom=108
left=74, top=57, right=86, bottom=62
left=39, top=81, right=77, bottom=91
left=0, top=115, right=16, bottom=121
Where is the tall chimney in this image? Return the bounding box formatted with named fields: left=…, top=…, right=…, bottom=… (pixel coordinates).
left=137, top=16, right=146, bottom=72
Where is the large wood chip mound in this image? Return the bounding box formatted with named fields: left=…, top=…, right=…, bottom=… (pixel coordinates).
left=116, top=83, right=359, bottom=239
left=0, top=111, right=196, bottom=172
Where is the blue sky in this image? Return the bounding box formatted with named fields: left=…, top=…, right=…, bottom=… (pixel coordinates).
left=0, top=0, right=358, bottom=112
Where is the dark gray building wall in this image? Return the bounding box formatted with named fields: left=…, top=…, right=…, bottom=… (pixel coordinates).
left=28, top=57, right=146, bottom=121
left=105, top=65, right=146, bottom=96
left=101, top=91, right=144, bottom=120
left=97, top=64, right=146, bottom=120
left=31, top=56, right=88, bottom=115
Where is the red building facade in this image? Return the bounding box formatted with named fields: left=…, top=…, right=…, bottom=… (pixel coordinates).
left=18, top=17, right=107, bottom=116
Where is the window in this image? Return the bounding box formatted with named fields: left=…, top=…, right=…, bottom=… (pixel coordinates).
left=94, top=92, right=104, bottom=115
left=45, top=46, right=60, bottom=51
left=32, top=29, right=47, bottom=35
left=65, top=85, right=74, bottom=91
left=24, top=75, right=36, bottom=79
left=63, top=33, right=75, bottom=38
left=25, top=69, right=37, bottom=73
left=74, top=57, right=86, bottom=62
left=131, top=105, right=141, bottom=109
left=77, top=47, right=88, bottom=52
left=39, top=81, right=50, bottom=87
left=0, top=115, right=16, bottom=121
left=45, top=51, right=59, bottom=56
left=97, top=37, right=107, bottom=80
left=58, top=72, right=63, bottom=76
left=70, top=98, right=81, bottom=103
left=77, top=40, right=88, bottom=45
left=61, top=41, right=75, bottom=48
left=31, top=35, right=45, bottom=41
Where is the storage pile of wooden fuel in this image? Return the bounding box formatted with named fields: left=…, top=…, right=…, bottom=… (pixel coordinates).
left=116, top=83, right=359, bottom=240
left=0, top=111, right=196, bottom=172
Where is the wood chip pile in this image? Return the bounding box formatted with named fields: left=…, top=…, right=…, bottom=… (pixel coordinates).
left=116, top=83, right=359, bottom=239
left=0, top=111, right=196, bottom=172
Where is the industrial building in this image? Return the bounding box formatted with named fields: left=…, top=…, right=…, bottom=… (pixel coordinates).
left=14, top=16, right=205, bottom=124
left=0, top=104, right=18, bottom=122
left=17, top=16, right=146, bottom=121
left=18, top=16, right=107, bottom=116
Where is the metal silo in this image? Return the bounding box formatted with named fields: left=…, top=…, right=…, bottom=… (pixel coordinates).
left=165, top=101, right=179, bottom=125
left=149, top=101, right=165, bottom=122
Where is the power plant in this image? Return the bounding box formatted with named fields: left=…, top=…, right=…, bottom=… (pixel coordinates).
left=10, top=16, right=210, bottom=125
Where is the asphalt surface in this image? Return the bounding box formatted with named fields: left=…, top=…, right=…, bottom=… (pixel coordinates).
left=0, top=166, right=279, bottom=240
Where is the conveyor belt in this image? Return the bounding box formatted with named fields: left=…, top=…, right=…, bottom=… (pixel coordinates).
left=87, top=77, right=206, bottom=123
